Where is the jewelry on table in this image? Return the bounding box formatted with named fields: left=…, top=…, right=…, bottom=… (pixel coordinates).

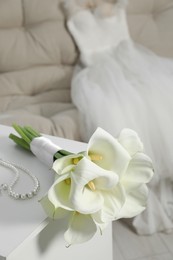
left=0, top=158, right=40, bottom=200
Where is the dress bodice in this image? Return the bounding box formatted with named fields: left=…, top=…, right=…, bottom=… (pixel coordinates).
left=67, top=2, right=130, bottom=65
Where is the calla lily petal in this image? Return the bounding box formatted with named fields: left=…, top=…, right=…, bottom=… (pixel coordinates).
left=54, top=165, right=74, bottom=181
left=97, top=223, right=109, bottom=234
left=73, top=157, right=119, bottom=188
left=122, top=153, right=154, bottom=192
left=70, top=175, right=104, bottom=214
left=92, top=216, right=109, bottom=233
left=64, top=212, right=97, bottom=245
left=118, top=128, right=144, bottom=156
left=40, top=195, right=56, bottom=219
left=53, top=208, right=70, bottom=220
left=87, top=127, right=131, bottom=177
left=48, top=173, right=73, bottom=211
left=116, top=184, right=149, bottom=219
left=92, top=184, right=126, bottom=222
left=69, top=157, right=119, bottom=214
left=53, top=154, right=83, bottom=175
left=40, top=194, right=70, bottom=219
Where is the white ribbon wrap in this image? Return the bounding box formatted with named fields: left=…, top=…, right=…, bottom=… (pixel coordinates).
left=30, top=137, right=61, bottom=168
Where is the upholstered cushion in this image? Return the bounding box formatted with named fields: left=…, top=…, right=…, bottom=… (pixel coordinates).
left=127, top=0, right=173, bottom=58
left=0, top=0, right=80, bottom=140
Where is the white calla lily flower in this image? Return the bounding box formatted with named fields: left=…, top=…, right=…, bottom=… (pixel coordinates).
left=87, top=127, right=131, bottom=177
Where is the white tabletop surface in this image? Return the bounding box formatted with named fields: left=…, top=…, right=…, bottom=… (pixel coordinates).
left=0, top=124, right=87, bottom=257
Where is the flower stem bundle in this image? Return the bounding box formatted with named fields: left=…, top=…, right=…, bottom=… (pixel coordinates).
left=9, top=124, right=41, bottom=151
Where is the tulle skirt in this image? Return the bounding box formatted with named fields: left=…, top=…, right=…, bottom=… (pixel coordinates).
left=71, top=40, right=173, bottom=234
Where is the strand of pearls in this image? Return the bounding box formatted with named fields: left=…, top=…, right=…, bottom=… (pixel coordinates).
left=0, top=159, right=40, bottom=200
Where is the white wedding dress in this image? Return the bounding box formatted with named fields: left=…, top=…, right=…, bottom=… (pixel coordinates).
left=67, top=0, right=173, bottom=235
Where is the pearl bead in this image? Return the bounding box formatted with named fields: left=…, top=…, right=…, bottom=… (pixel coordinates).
left=2, top=184, right=8, bottom=190
left=21, top=194, right=26, bottom=200
left=14, top=193, right=19, bottom=199
left=9, top=191, right=13, bottom=196
left=33, top=189, right=37, bottom=195
left=27, top=192, right=33, bottom=198
left=12, top=192, right=16, bottom=197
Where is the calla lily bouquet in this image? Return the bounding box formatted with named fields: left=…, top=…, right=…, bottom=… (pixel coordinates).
left=9, top=124, right=154, bottom=246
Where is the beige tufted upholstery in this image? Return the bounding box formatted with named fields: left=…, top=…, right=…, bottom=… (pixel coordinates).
left=127, top=0, right=173, bottom=58
left=0, top=0, right=80, bottom=140
left=0, top=0, right=173, bottom=140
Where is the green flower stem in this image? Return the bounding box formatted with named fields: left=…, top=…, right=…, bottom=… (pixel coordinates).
left=53, top=150, right=73, bottom=161
left=24, top=126, right=41, bottom=138
left=12, top=124, right=31, bottom=144
left=9, top=124, right=41, bottom=151
left=9, top=133, right=30, bottom=150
